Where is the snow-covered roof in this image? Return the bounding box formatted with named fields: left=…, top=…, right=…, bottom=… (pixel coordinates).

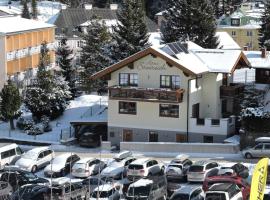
left=0, top=16, right=55, bottom=35
left=216, top=32, right=241, bottom=50
left=148, top=32, right=162, bottom=46
left=94, top=184, right=114, bottom=191
left=130, top=179, right=153, bottom=188
left=0, top=6, right=21, bottom=15
left=224, top=135, right=240, bottom=144
left=244, top=51, right=270, bottom=69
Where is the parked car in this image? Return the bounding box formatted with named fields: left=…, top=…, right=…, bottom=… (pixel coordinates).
left=264, top=185, right=270, bottom=200
left=72, top=158, right=106, bottom=178
left=203, top=175, right=250, bottom=200
left=167, top=177, right=186, bottom=197
left=0, top=143, right=23, bottom=168
left=170, top=185, right=204, bottom=200
left=205, top=183, right=243, bottom=200
left=47, top=180, right=88, bottom=200
left=127, top=158, right=164, bottom=180
left=90, top=184, right=120, bottom=200
left=126, top=176, right=167, bottom=200
left=166, top=154, right=193, bottom=180
left=187, top=161, right=219, bottom=182
left=0, top=167, right=49, bottom=191
left=242, top=143, right=270, bottom=159
left=101, top=151, right=136, bottom=180
left=15, top=147, right=54, bottom=172
left=0, top=181, right=12, bottom=198
left=44, top=153, right=80, bottom=177
left=11, top=184, right=49, bottom=200
left=82, top=176, right=106, bottom=195
left=79, top=132, right=101, bottom=148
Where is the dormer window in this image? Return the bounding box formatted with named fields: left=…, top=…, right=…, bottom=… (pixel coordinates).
left=119, top=73, right=138, bottom=87
left=231, top=18, right=240, bottom=26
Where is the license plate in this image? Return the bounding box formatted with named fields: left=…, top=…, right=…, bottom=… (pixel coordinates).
left=131, top=170, right=139, bottom=175
left=76, top=168, right=83, bottom=173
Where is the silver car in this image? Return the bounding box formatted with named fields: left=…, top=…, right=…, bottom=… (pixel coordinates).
left=242, top=143, right=270, bottom=159
left=170, top=185, right=204, bottom=200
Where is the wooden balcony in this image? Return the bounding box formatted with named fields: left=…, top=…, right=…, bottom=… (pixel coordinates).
left=108, top=86, right=185, bottom=103
left=220, top=84, right=244, bottom=98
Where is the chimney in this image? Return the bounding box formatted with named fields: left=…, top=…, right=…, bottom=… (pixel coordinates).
left=243, top=46, right=248, bottom=51
left=84, top=4, right=92, bottom=10
left=61, top=4, right=67, bottom=9
left=110, top=4, right=118, bottom=10
left=261, top=48, right=267, bottom=58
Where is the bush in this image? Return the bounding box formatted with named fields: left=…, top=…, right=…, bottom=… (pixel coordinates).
left=41, top=115, right=52, bottom=132
left=16, top=117, right=34, bottom=130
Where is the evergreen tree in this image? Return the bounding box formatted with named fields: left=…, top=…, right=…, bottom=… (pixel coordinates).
left=0, top=80, right=21, bottom=130
left=161, top=0, right=219, bottom=49
left=21, top=1, right=31, bottom=19
left=110, top=0, right=150, bottom=62
left=93, top=0, right=108, bottom=8
left=25, top=42, right=71, bottom=119
left=56, top=38, right=76, bottom=96
left=31, top=0, right=38, bottom=19
left=80, top=17, right=111, bottom=92
left=259, top=1, right=270, bottom=50
left=211, top=0, right=221, bottom=18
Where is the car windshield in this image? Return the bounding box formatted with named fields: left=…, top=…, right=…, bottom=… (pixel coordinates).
left=167, top=177, right=185, bottom=183
left=22, top=151, right=38, bottom=160
left=128, top=164, right=143, bottom=170
left=92, top=190, right=113, bottom=198
left=128, top=185, right=151, bottom=197
left=206, top=193, right=226, bottom=200
left=52, top=157, right=66, bottom=165
left=74, top=163, right=86, bottom=169
left=171, top=194, right=189, bottom=200
left=24, top=172, right=38, bottom=180
left=189, top=165, right=204, bottom=172
left=168, top=165, right=182, bottom=170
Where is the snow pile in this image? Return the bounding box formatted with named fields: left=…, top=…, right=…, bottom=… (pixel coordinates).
left=241, top=107, right=270, bottom=118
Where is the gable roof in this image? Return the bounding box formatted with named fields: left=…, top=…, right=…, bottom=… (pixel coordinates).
left=244, top=51, right=270, bottom=69
left=53, top=8, right=158, bottom=37
left=92, top=42, right=251, bottom=80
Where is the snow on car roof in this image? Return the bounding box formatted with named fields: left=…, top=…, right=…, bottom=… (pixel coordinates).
left=94, top=184, right=114, bottom=191
left=130, top=158, right=151, bottom=165
left=129, top=179, right=153, bottom=188
left=193, top=160, right=213, bottom=166
left=52, top=153, right=74, bottom=163
left=27, top=146, right=49, bottom=154
left=75, top=157, right=94, bottom=164
left=175, top=185, right=202, bottom=194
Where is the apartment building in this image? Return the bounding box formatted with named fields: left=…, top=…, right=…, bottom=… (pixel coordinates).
left=0, top=16, right=55, bottom=89
left=92, top=42, right=250, bottom=145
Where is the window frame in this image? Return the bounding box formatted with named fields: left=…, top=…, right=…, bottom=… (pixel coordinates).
left=159, top=104, right=179, bottom=118
left=119, top=101, right=137, bottom=115
left=160, top=75, right=180, bottom=89
left=119, top=73, right=138, bottom=87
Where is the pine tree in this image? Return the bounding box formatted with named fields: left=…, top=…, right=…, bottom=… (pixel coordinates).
left=25, top=43, right=71, bottom=119
left=80, top=17, right=111, bottom=92
left=21, top=1, right=31, bottom=19
left=259, top=1, right=270, bottom=50
left=110, top=0, right=150, bottom=62
left=93, top=0, right=108, bottom=8
left=56, top=38, right=76, bottom=96
left=161, top=0, right=219, bottom=49
left=31, top=0, right=38, bottom=19
left=211, top=0, right=221, bottom=18
left=0, top=80, right=21, bottom=130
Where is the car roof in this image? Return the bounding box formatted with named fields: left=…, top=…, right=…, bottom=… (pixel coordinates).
left=75, top=158, right=94, bottom=164
left=209, top=183, right=236, bottom=192
left=113, top=151, right=132, bottom=160
left=130, top=158, right=152, bottom=165
left=129, top=178, right=153, bottom=188
left=26, top=146, right=49, bottom=154
left=193, top=160, right=214, bottom=166
left=94, top=184, right=114, bottom=191
left=206, top=175, right=241, bottom=182
left=55, top=153, right=75, bottom=160
left=175, top=185, right=202, bottom=194
left=0, top=143, right=18, bottom=152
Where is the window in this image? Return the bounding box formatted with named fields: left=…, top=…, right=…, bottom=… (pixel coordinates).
left=119, top=73, right=138, bottom=86
left=160, top=75, right=180, bottom=89
left=231, top=18, right=240, bottom=26
left=110, top=132, right=115, bottom=137
left=149, top=131, right=158, bottom=142
left=254, top=144, right=263, bottom=150
left=1, top=149, right=16, bottom=159
left=211, top=119, right=220, bottom=126
left=232, top=31, right=236, bottom=36
left=159, top=104, right=179, bottom=118
left=38, top=152, right=44, bottom=159
left=119, top=102, right=136, bottom=114
left=203, top=136, right=213, bottom=143
left=247, top=30, right=253, bottom=36
left=77, top=41, right=81, bottom=47
left=192, top=103, right=200, bottom=118
left=265, top=144, right=270, bottom=149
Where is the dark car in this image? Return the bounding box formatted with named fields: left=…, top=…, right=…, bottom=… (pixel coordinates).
left=82, top=176, right=106, bottom=195
left=11, top=184, right=49, bottom=200
left=79, top=132, right=101, bottom=148
left=44, top=153, right=80, bottom=178
left=0, top=168, right=49, bottom=191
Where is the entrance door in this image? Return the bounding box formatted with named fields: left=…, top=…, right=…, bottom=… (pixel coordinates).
left=222, top=99, right=227, bottom=114
left=192, top=103, right=200, bottom=118
left=123, top=130, right=133, bottom=142
left=149, top=131, right=158, bottom=142
left=176, top=134, right=187, bottom=143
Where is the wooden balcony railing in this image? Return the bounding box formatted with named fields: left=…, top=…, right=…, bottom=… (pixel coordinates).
left=108, top=86, right=185, bottom=103
left=220, top=84, right=244, bottom=98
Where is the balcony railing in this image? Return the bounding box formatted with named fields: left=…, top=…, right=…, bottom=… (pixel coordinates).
left=220, top=84, right=244, bottom=98
left=108, top=86, right=185, bottom=103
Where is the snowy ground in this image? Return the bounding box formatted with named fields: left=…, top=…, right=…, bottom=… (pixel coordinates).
left=0, top=94, right=108, bottom=144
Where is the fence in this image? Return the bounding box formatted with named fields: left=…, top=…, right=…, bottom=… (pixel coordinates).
left=233, top=68, right=255, bottom=84
left=60, top=126, right=75, bottom=141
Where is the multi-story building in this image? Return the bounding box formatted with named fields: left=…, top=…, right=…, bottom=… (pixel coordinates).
left=0, top=16, right=55, bottom=89
left=217, top=10, right=261, bottom=50
left=92, top=41, right=250, bottom=145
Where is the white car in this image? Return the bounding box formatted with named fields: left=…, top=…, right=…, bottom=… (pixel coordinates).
left=127, top=158, right=164, bottom=180
left=187, top=160, right=219, bottom=182
left=72, top=158, right=106, bottom=178
left=242, top=143, right=270, bottom=159
left=90, top=184, right=120, bottom=200
left=205, top=183, right=243, bottom=200
left=170, top=185, right=204, bottom=200
left=44, top=153, right=80, bottom=177
left=15, top=147, right=54, bottom=172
